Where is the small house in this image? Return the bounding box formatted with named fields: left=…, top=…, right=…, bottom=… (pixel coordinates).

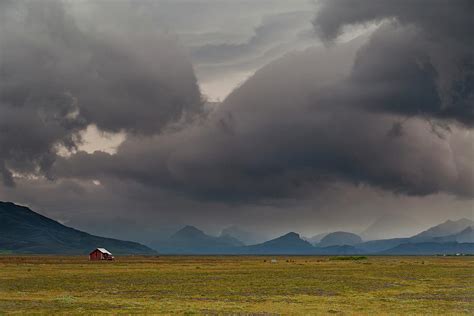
left=89, top=248, right=114, bottom=261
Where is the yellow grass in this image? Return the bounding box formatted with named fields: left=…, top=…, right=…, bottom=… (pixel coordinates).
left=0, top=256, right=473, bottom=315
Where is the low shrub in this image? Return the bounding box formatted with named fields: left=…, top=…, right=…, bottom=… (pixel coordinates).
left=329, top=256, right=367, bottom=261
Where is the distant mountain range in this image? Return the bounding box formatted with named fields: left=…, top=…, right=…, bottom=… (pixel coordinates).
left=155, top=218, right=474, bottom=255
left=0, top=201, right=155, bottom=255
left=1, top=201, right=473, bottom=255
left=410, top=218, right=474, bottom=241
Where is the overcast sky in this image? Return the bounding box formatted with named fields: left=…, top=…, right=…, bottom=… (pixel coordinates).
left=0, top=0, right=472, bottom=244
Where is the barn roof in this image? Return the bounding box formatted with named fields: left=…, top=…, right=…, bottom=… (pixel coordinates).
left=94, top=248, right=112, bottom=255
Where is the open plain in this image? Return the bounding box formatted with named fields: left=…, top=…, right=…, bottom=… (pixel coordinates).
left=0, top=256, right=473, bottom=315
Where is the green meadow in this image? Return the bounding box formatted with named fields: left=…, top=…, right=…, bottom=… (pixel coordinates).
left=0, top=256, right=473, bottom=315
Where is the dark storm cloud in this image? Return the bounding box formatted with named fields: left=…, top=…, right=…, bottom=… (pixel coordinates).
left=314, top=0, right=474, bottom=126
left=1, top=1, right=473, bottom=242
left=55, top=40, right=474, bottom=200
left=0, top=0, right=202, bottom=185
left=5, top=0, right=471, bottom=200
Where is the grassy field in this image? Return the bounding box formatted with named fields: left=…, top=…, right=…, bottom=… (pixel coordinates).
left=0, top=256, right=473, bottom=315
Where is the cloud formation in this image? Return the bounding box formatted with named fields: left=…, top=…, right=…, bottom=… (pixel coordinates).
left=314, top=0, right=474, bottom=126
left=56, top=38, right=474, bottom=200
left=62, top=0, right=318, bottom=100
left=0, top=0, right=202, bottom=186
left=1, top=1, right=472, bottom=242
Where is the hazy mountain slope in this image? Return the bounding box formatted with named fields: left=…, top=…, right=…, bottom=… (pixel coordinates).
left=156, top=225, right=244, bottom=254
left=432, top=227, right=474, bottom=243
left=361, top=214, right=422, bottom=240
left=317, top=232, right=362, bottom=247
left=304, top=232, right=329, bottom=245
left=357, top=238, right=411, bottom=253
left=220, top=225, right=268, bottom=245
left=0, top=201, right=155, bottom=254
left=411, top=219, right=474, bottom=241
left=450, top=227, right=474, bottom=243
left=358, top=221, right=474, bottom=253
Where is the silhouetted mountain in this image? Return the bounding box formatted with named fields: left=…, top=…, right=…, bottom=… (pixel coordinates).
left=380, top=242, right=474, bottom=255
left=304, top=232, right=328, bottom=245
left=361, top=214, right=422, bottom=240
left=411, top=219, right=474, bottom=242
left=220, top=225, right=268, bottom=245
left=244, top=232, right=314, bottom=254
left=172, top=225, right=206, bottom=240
left=156, top=225, right=244, bottom=254
left=0, top=201, right=155, bottom=255
left=317, top=232, right=362, bottom=247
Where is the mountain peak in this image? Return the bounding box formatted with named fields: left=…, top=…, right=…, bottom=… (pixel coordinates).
left=319, top=231, right=362, bottom=247
left=281, top=232, right=300, bottom=239
left=173, top=225, right=206, bottom=238
left=443, top=218, right=472, bottom=225
left=243, top=231, right=313, bottom=254
left=182, top=225, right=202, bottom=232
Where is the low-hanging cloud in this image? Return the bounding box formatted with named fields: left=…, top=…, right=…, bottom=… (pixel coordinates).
left=55, top=38, right=474, bottom=200
left=0, top=0, right=202, bottom=186
left=6, top=0, right=472, bottom=200
left=314, top=0, right=474, bottom=126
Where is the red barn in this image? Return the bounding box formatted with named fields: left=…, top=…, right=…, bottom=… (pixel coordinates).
left=89, top=248, right=114, bottom=261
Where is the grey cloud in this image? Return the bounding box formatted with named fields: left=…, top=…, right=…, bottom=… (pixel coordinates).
left=188, top=9, right=317, bottom=98
left=2, top=1, right=473, bottom=241
left=314, top=0, right=474, bottom=42
left=314, top=0, right=474, bottom=126
left=72, top=0, right=317, bottom=99
left=55, top=39, right=474, bottom=201
left=0, top=0, right=202, bottom=185
left=191, top=11, right=314, bottom=65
